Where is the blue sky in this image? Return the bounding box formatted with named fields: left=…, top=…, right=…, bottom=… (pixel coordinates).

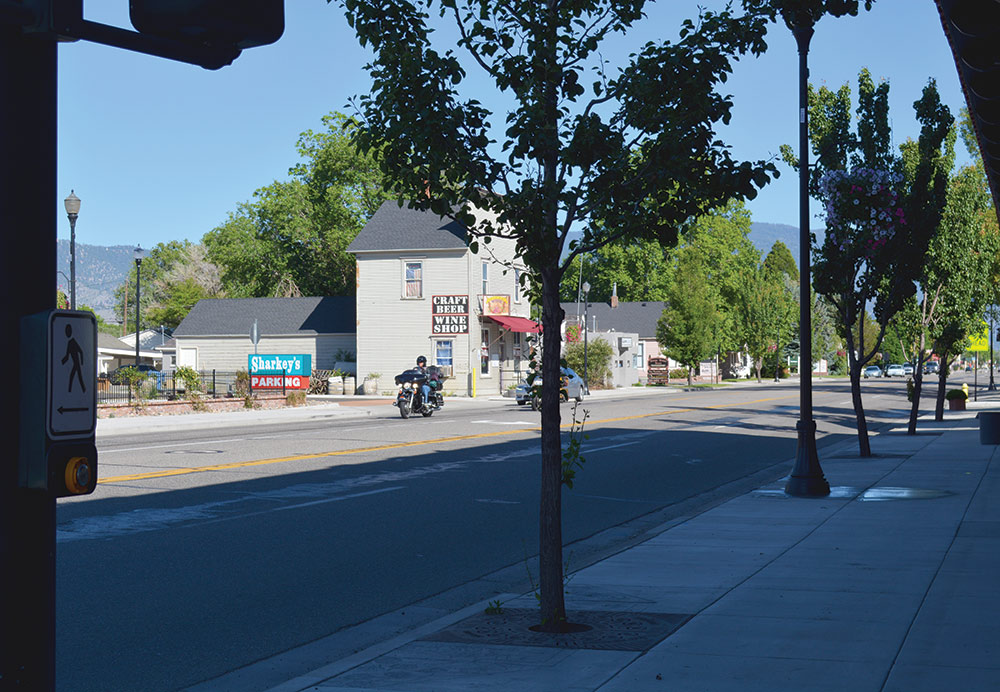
left=58, top=0, right=969, bottom=250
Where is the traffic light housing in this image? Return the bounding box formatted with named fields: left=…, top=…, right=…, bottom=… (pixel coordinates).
left=129, top=0, right=284, bottom=49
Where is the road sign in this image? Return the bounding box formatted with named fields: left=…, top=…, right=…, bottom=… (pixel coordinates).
left=47, top=311, right=97, bottom=439
left=969, top=320, right=990, bottom=352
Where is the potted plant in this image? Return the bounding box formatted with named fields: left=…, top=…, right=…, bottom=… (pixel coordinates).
left=363, top=372, right=381, bottom=395
left=327, top=369, right=345, bottom=395
left=946, top=388, right=968, bottom=411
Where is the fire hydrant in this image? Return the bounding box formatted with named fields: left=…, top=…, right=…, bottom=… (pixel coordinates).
left=963, top=382, right=970, bottom=397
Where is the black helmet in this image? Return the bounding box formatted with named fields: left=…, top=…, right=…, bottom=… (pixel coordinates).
left=416, top=355, right=427, bottom=365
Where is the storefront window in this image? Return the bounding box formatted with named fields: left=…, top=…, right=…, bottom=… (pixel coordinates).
left=481, top=261, right=489, bottom=296
left=481, top=328, right=490, bottom=376
left=514, top=268, right=521, bottom=303
left=404, top=261, right=423, bottom=298
left=435, top=340, right=453, bottom=366
left=634, top=342, right=644, bottom=369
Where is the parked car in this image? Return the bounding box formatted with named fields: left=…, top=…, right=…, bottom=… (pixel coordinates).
left=885, top=364, right=905, bottom=378
left=863, top=365, right=882, bottom=379
left=903, top=363, right=914, bottom=376
left=924, top=361, right=940, bottom=375
left=108, top=364, right=161, bottom=385
left=515, top=366, right=585, bottom=405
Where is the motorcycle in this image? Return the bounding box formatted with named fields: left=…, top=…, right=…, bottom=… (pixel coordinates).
left=393, top=367, right=445, bottom=419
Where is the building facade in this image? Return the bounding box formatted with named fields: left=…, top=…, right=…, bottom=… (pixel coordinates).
left=348, top=201, right=534, bottom=396
left=172, top=296, right=356, bottom=373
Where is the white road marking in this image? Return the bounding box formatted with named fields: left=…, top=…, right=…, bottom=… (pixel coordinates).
left=583, top=441, right=642, bottom=453
left=101, top=435, right=283, bottom=454
left=470, top=420, right=538, bottom=425
left=475, top=498, right=520, bottom=504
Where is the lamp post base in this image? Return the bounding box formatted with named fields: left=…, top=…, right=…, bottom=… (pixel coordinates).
left=785, top=419, right=830, bottom=497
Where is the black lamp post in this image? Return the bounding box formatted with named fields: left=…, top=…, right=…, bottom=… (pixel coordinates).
left=134, top=245, right=144, bottom=367
left=989, top=310, right=996, bottom=392
left=774, top=327, right=781, bottom=382
left=784, top=15, right=830, bottom=497
left=64, top=190, right=80, bottom=310
left=582, top=281, right=590, bottom=394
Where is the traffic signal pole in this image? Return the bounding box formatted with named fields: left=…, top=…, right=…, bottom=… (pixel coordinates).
left=0, top=23, right=58, bottom=690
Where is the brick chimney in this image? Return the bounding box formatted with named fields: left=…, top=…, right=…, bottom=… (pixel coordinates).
left=610, top=281, right=619, bottom=308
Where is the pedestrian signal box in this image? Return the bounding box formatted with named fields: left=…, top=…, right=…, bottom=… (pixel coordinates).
left=20, top=310, right=98, bottom=496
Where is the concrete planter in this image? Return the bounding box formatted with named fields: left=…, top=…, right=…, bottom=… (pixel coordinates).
left=948, top=397, right=966, bottom=411
left=978, top=411, right=1000, bottom=444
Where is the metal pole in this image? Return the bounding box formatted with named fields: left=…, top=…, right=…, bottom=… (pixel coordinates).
left=583, top=308, right=589, bottom=393
left=774, top=327, right=781, bottom=382
left=68, top=213, right=77, bottom=309
left=135, top=258, right=141, bottom=367
left=1, top=22, right=58, bottom=690
left=785, top=19, right=830, bottom=498
left=989, top=313, right=996, bottom=391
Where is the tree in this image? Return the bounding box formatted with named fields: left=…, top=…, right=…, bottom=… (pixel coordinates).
left=804, top=72, right=950, bottom=456
left=113, top=241, right=191, bottom=333
left=147, top=244, right=225, bottom=328
left=763, top=240, right=798, bottom=282
left=559, top=240, right=672, bottom=303
left=203, top=112, right=387, bottom=298
left=339, top=0, right=783, bottom=629
left=927, top=164, right=1000, bottom=420
left=657, top=249, right=723, bottom=386
left=733, top=263, right=795, bottom=381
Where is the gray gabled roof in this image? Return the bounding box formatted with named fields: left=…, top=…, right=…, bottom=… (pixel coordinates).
left=97, top=332, right=133, bottom=351
left=347, top=200, right=468, bottom=253
left=174, top=297, right=356, bottom=337
left=560, top=301, right=666, bottom=339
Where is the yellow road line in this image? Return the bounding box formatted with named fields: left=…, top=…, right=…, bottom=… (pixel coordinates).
left=98, top=393, right=798, bottom=485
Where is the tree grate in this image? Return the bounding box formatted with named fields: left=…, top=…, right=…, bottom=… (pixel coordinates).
left=421, top=609, right=690, bottom=651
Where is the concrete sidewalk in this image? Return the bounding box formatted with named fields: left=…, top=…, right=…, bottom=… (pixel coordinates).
left=185, top=405, right=999, bottom=692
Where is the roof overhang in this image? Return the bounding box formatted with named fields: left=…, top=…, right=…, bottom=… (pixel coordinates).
left=935, top=0, right=1000, bottom=213
left=487, top=315, right=542, bottom=333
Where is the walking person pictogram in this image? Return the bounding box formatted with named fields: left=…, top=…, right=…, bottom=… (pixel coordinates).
left=62, top=323, right=86, bottom=393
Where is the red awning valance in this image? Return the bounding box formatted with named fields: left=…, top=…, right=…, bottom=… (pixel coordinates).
left=487, top=315, right=542, bottom=333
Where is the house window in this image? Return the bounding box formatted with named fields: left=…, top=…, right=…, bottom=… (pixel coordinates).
left=481, top=261, right=489, bottom=296
left=481, top=328, right=490, bottom=376
left=514, top=268, right=521, bottom=303
left=634, top=342, right=645, bottom=369
left=435, top=340, right=453, bottom=366
left=404, top=261, right=423, bottom=298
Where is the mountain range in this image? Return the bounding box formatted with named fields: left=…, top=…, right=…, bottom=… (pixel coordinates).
left=57, top=222, right=810, bottom=322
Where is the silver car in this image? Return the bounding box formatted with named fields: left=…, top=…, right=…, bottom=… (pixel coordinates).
left=863, top=365, right=882, bottom=379
left=515, top=366, right=585, bottom=406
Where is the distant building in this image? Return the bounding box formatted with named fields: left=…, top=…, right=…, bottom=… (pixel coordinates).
left=561, top=299, right=666, bottom=383
left=172, top=296, right=356, bottom=372
left=348, top=200, right=535, bottom=396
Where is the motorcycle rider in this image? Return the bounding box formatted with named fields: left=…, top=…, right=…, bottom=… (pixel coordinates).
left=415, top=355, right=433, bottom=409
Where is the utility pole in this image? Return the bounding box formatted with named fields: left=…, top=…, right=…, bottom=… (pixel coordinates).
left=1, top=22, right=58, bottom=689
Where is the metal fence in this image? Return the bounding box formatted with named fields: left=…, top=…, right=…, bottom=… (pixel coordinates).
left=96, top=370, right=246, bottom=405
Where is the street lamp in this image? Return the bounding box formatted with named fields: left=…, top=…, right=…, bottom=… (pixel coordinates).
left=784, top=13, right=830, bottom=498
left=64, top=190, right=81, bottom=310
left=134, top=245, right=145, bottom=367
left=582, top=281, right=590, bottom=394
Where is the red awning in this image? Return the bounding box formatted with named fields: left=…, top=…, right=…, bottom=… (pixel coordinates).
left=487, top=315, right=542, bottom=333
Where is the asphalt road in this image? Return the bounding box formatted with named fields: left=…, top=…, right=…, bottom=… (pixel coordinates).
left=56, top=377, right=935, bottom=691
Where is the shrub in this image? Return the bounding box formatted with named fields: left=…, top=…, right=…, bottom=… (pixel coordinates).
left=175, top=366, right=202, bottom=394
left=669, top=368, right=688, bottom=380
left=234, top=369, right=251, bottom=397
left=946, top=388, right=968, bottom=401
left=286, top=391, right=307, bottom=406
left=563, top=338, right=613, bottom=389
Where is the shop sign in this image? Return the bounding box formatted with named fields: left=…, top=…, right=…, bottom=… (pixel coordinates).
left=248, top=354, right=312, bottom=389
left=432, top=294, right=469, bottom=333
left=481, top=294, right=510, bottom=316
left=432, top=294, right=469, bottom=314
left=432, top=314, right=469, bottom=334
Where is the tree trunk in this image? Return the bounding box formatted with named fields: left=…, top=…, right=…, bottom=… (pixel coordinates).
left=934, top=354, right=952, bottom=421
left=687, top=366, right=693, bottom=387
left=537, top=266, right=566, bottom=630
left=907, top=349, right=926, bottom=435
left=849, top=361, right=872, bottom=457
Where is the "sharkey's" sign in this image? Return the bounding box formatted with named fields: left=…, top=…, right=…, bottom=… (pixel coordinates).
left=432, top=295, right=469, bottom=334
left=248, top=354, right=312, bottom=390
